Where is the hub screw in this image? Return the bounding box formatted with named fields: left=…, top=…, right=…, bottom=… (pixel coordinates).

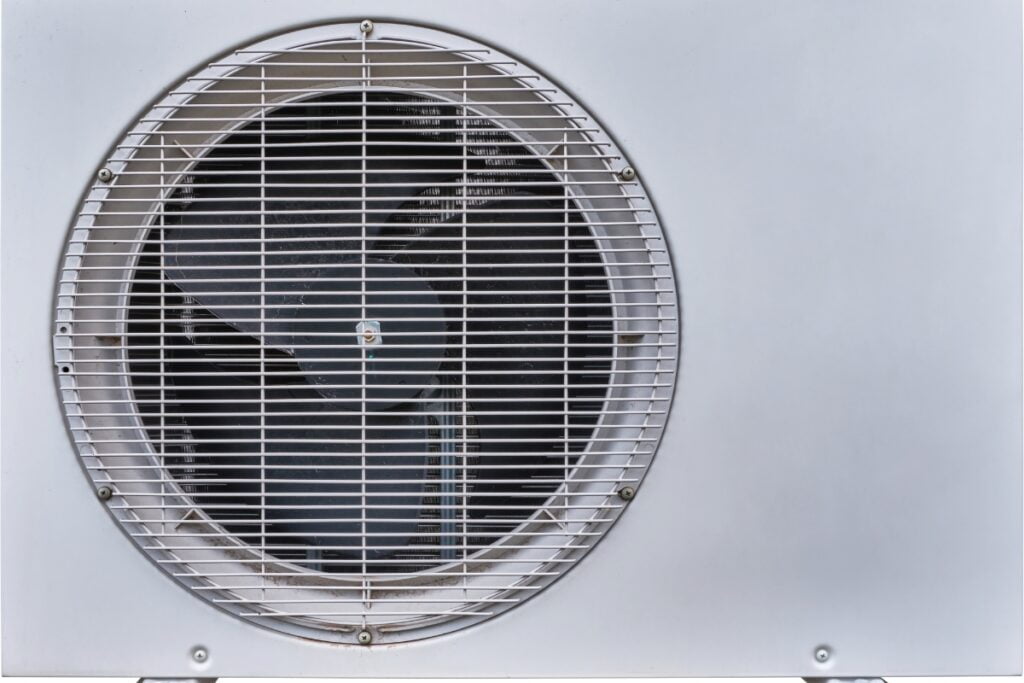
left=618, top=166, right=636, bottom=181
left=192, top=647, right=208, bottom=663
left=96, top=486, right=113, bottom=501
left=617, top=486, right=636, bottom=501
left=97, top=167, right=114, bottom=183
left=359, top=20, right=374, bottom=34
left=357, top=629, right=373, bottom=645
left=814, top=646, right=831, bottom=663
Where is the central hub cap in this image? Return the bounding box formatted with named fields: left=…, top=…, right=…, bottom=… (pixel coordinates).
left=357, top=320, right=381, bottom=346
left=273, top=259, right=446, bottom=409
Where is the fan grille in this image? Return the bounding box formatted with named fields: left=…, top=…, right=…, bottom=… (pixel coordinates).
left=55, top=22, right=677, bottom=643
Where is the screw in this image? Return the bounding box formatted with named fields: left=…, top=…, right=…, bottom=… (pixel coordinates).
left=97, top=167, right=114, bottom=183
left=617, top=486, right=636, bottom=501
left=362, top=328, right=376, bottom=343
left=618, top=166, right=636, bottom=181
left=359, top=20, right=374, bottom=34
left=357, top=629, right=373, bottom=645
left=815, top=646, right=830, bottom=663
left=96, top=486, right=113, bottom=501
left=192, top=646, right=208, bottom=663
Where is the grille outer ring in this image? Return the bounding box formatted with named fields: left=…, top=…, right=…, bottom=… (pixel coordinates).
left=54, top=21, right=679, bottom=644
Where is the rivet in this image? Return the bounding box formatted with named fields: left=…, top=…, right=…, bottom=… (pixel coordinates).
left=97, top=167, right=114, bottom=183
left=617, top=486, right=636, bottom=501
left=357, top=629, right=373, bottom=645
left=192, top=646, right=208, bottom=663
left=618, top=166, right=636, bottom=181
left=359, top=20, right=374, bottom=34
left=814, top=646, right=831, bottom=663
left=96, top=486, right=113, bottom=501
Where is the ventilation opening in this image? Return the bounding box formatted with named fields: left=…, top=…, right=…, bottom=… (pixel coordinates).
left=60, top=24, right=677, bottom=642
left=125, top=91, right=614, bottom=574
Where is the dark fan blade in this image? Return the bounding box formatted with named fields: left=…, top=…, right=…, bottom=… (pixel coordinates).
left=126, top=275, right=433, bottom=566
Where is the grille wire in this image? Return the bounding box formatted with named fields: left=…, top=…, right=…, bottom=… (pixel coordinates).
left=54, top=22, right=677, bottom=644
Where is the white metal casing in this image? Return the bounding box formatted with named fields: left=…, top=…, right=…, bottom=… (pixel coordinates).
left=1, top=0, right=1021, bottom=677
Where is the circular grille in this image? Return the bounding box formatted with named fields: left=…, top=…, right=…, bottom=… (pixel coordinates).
left=55, top=22, right=678, bottom=644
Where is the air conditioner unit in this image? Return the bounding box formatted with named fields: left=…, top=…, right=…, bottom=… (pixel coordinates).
left=2, top=1, right=1020, bottom=680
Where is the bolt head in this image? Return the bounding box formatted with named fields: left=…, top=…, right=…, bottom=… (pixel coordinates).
left=96, top=486, right=113, bottom=501
left=359, top=19, right=374, bottom=34
left=617, top=486, right=636, bottom=501
left=814, top=646, right=830, bottom=663
left=618, top=166, right=636, bottom=181
left=357, top=629, right=373, bottom=645
left=97, top=167, right=114, bottom=183
left=192, top=647, right=208, bottom=662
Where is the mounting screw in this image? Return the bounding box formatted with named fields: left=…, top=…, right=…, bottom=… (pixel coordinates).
left=192, top=646, right=208, bottom=663
left=359, top=19, right=374, bottom=34
left=97, top=167, right=114, bottom=183
left=618, top=166, right=636, bottom=181
left=357, top=629, right=373, bottom=645
left=617, top=486, right=636, bottom=501
left=362, top=328, right=377, bottom=343
left=96, top=486, right=113, bottom=501
left=814, top=646, right=831, bottom=663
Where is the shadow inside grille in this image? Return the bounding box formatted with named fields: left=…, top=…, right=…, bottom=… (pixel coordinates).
left=126, top=91, right=613, bottom=574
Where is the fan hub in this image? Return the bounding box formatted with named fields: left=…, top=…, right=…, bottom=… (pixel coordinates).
left=357, top=320, right=381, bottom=346
left=277, top=258, right=446, bottom=408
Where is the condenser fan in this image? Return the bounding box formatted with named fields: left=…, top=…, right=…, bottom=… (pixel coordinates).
left=50, top=23, right=677, bottom=645
left=126, top=91, right=615, bottom=571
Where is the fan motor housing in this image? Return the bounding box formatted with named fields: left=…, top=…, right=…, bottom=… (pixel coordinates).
left=2, top=0, right=1021, bottom=678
